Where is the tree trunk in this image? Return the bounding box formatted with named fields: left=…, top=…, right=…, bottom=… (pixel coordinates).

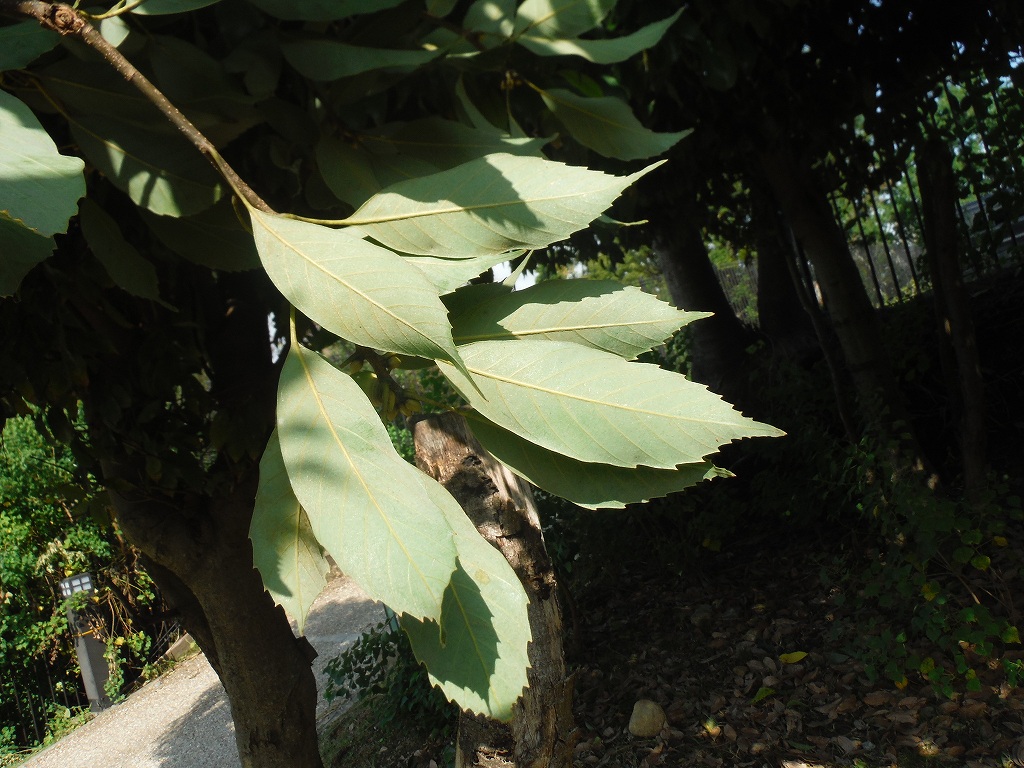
left=916, top=137, right=988, bottom=493
left=758, top=144, right=913, bottom=440
left=650, top=204, right=756, bottom=408
left=101, top=462, right=325, bottom=768
left=750, top=190, right=818, bottom=363
left=83, top=268, right=325, bottom=768
left=412, top=413, right=576, bottom=768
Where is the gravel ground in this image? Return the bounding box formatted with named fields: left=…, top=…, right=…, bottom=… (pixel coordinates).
left=23, top=575, right=383, bottom=768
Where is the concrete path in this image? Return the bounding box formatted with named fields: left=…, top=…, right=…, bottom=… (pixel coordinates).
left=24, top=575, right=384, bottom=768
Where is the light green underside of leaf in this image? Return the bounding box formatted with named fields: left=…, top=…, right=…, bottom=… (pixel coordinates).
left=539, top=88, right=691, bottom=161
left=276, top=344, right=458, bottom=621
left=513, top=0, right=616, bottom=38
left=250, top=210, right=464, bottom=366
left=251, top=430, right=330, bottom=634
left=342, top=153, right=662, bottom=257
left=317, top=117, right=550, bottom=209
left=517, top=8, right=683, bottom=64
left=446, top=279, right=707, bottom=357
left=406, top=253, right=517, bottom=293
left=69, top=118, right=222, bottom=217
left=402, top=472, right=530, bottom=719
left=317, top=136, right=439, bottom=209
left=468, top=414, right=732, bottom=509
left=359, top=118, right=549, bottom=169
left=0, top=90, right=84, bottom=237
left=438, top=339, right=784, bottom=469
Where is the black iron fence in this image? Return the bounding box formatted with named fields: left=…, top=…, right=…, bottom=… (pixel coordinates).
left=715, top=69, right=1024, bottom=324
left=2, top=655, right=89, bottom=751
left=2, top=603, right=181, bottom=756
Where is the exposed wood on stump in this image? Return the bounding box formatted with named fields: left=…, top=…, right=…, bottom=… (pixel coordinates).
left=413, top=413, right=577, bottom=768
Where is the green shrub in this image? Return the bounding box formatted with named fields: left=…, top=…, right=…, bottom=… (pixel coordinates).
left=324, top=615, right=455, bottom=736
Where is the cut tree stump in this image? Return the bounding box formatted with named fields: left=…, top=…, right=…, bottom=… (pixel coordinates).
left=413, top=412, right=577, bottom=768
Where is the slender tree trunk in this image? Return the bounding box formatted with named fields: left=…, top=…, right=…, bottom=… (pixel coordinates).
left=917, top=137, right=988, bottom=493
left=413, top=413, right=576, bottom=768
left=758, top=144, right=912, bottom=439
left=750, top=190, right=818, bottom=362
left=650, top=200, right=756, bottom=408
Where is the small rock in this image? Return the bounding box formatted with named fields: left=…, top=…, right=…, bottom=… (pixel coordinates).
left=690, top=604, right=714, bottom=630
left=628, top=699, right=666, bottom=738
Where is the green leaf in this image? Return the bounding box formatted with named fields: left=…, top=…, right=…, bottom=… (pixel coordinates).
left=455, top=76, right=501, bottom=133
left=79, top=199, right=161, bottom=301
left=751, top=686, right=775, bottom=703
left=276, top=344, right=459, bottom=620
left=316, top=136, right=440, bottom=208
left=317, top=120, right=549, bottom=210
left=37, top=55, right=256, bottom=149
left=538, top=88, right=691, bottom=161
left=405, top=253, right=518, bottom=293
left=468, top=414, right=729, bottom=509
left=402, top=472, right=530, bottom=719
left=426, top=0, right=459, bottom=16
left=446, top=279, right=705, bottom=357
left=141, top=199, right=260, bottom=271
left=249, top=210, right=466, bottom=368
left=518, top=9, right=683, bottom=64
left=36, top=59, right=160, bottom=128
left=0, top=21, right=59, bottom=71
left=952, top=546, right=974, bottom=564
left=132, top=0, right=224, bottom=14
left=250, top=430, right=330, bottom=635
left=248, top=0, right=405, bottom=20
left=464, top=0, right=516, bottom=43
left=0, top=216, right=55, bottom=297
left=970, top=554, right=991, bottom=571
left=360, top=118, right=550, bottom=170
left=513, top=0, right=616, bottom=38
left=0, top=90, right=85, bottom=237
left=281, top=39, right=441, bottom=81
left=146, top=36, right=259, bottom=132
left=438, top=339, right=783, bottom=469
left=95, top=15, right=131, bottom=48
left=779, top=651, right=808, bottom=664
left=69, top=116, right=223, bottom=217
left=343, top=154, right=662, bottom=257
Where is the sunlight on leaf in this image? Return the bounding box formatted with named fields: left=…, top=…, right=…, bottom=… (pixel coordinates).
left=276, top=344, right=459, bottom=620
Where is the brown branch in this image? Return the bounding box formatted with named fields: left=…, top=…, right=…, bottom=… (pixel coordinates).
left=0, top=0, right=273, bottom=214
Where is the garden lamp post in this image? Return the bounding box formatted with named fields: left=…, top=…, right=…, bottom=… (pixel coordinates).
left=59, top=572, right=111, bottom=712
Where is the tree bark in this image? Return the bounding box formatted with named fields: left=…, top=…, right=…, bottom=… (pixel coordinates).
left=412, top=413, right=576, bottom=768
left=916, top=137, right=988, bottom=493
left=82, top=266, right=325, bottom=768
left=750, top=191, right=818, bottom=363
left=758, top=144, right=912, bottom=439
left=102, top=468, right=325, bottom=768
left=650, top=201, right=756, bottom=408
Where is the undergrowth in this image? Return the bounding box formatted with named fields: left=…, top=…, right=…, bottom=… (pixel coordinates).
left=324, top=614, right=455, bottom=740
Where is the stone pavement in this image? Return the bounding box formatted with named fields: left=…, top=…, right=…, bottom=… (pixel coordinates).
left=23, top=575, right=383, bottom=768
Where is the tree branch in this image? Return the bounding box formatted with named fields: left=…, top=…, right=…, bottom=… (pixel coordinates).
left=0, top=0, right=273, bottom=214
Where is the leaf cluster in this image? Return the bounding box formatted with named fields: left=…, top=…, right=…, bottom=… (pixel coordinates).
left=0, top=0, right=782, bottom=720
